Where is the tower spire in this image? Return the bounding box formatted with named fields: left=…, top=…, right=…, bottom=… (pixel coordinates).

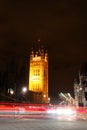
left=37, top=38, right=41, bottom=55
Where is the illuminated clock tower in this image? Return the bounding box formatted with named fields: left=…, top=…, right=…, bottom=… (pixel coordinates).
left=28, top=45, right=48, bottom=103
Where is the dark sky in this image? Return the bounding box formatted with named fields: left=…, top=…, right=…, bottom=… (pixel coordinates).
left=0, top=0, right=87, bottom=97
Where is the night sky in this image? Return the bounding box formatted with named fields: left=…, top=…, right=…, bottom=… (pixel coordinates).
left=0, top=0, right=87, bottom=98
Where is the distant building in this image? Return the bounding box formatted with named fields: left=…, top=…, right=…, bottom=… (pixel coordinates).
left=74, top=64, right=87, bottom=107
left=28, top=45, right=48, bottom=103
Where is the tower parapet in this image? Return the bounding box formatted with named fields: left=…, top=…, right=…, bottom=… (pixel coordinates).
left=30, top=47, right=48, bottom=62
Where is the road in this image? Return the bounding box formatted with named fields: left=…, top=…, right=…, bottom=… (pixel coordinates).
left=0, top=116, right=87, bottom=130
left=0, top=103, right=87, bottom=130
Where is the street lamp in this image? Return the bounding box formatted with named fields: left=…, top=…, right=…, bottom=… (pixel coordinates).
left=22, top=87, right=27, bottom=93
left=10, top=90, right=14, bottom=95
left=8, top=88, right=14, bottom=95
left=21, top=87, right=28, bottom=103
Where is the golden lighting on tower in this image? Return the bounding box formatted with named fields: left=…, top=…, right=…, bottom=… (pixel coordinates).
left=28, top=45, right=48, bottom=103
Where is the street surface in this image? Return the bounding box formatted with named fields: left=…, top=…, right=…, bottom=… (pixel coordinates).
left=0, top=117, right=87, bottom=130
left=0, top=103, right=87, bottom=130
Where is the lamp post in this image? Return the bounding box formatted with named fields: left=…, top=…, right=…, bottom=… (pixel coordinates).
left=21, top=86, right=28, bottom=102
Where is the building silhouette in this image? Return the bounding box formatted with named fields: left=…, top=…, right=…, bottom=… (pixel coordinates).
left=74, top=63, right=87, bottom=107
left=28, top=45, right=48, bottom=103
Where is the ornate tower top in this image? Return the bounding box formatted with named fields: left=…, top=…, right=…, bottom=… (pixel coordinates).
left=30, top=40, right=48, bottom=61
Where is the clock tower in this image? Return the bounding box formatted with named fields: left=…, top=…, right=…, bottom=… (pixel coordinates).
left=28, top=45, right=48, bottom=103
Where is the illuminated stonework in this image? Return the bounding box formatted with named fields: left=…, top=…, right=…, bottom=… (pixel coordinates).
left=74, top=73, right=87, bottom=107
left=28, top=47, right=48, bottom=103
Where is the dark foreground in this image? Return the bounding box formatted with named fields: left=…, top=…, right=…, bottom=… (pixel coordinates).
left=0, top=117, right=87, bottom=130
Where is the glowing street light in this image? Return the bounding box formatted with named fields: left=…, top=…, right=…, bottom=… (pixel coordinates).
left=10, top=90, right=14, bottom=95
left=22, top=87, right=27, bottom=93
left=8, top=88, right=14, bottom=95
